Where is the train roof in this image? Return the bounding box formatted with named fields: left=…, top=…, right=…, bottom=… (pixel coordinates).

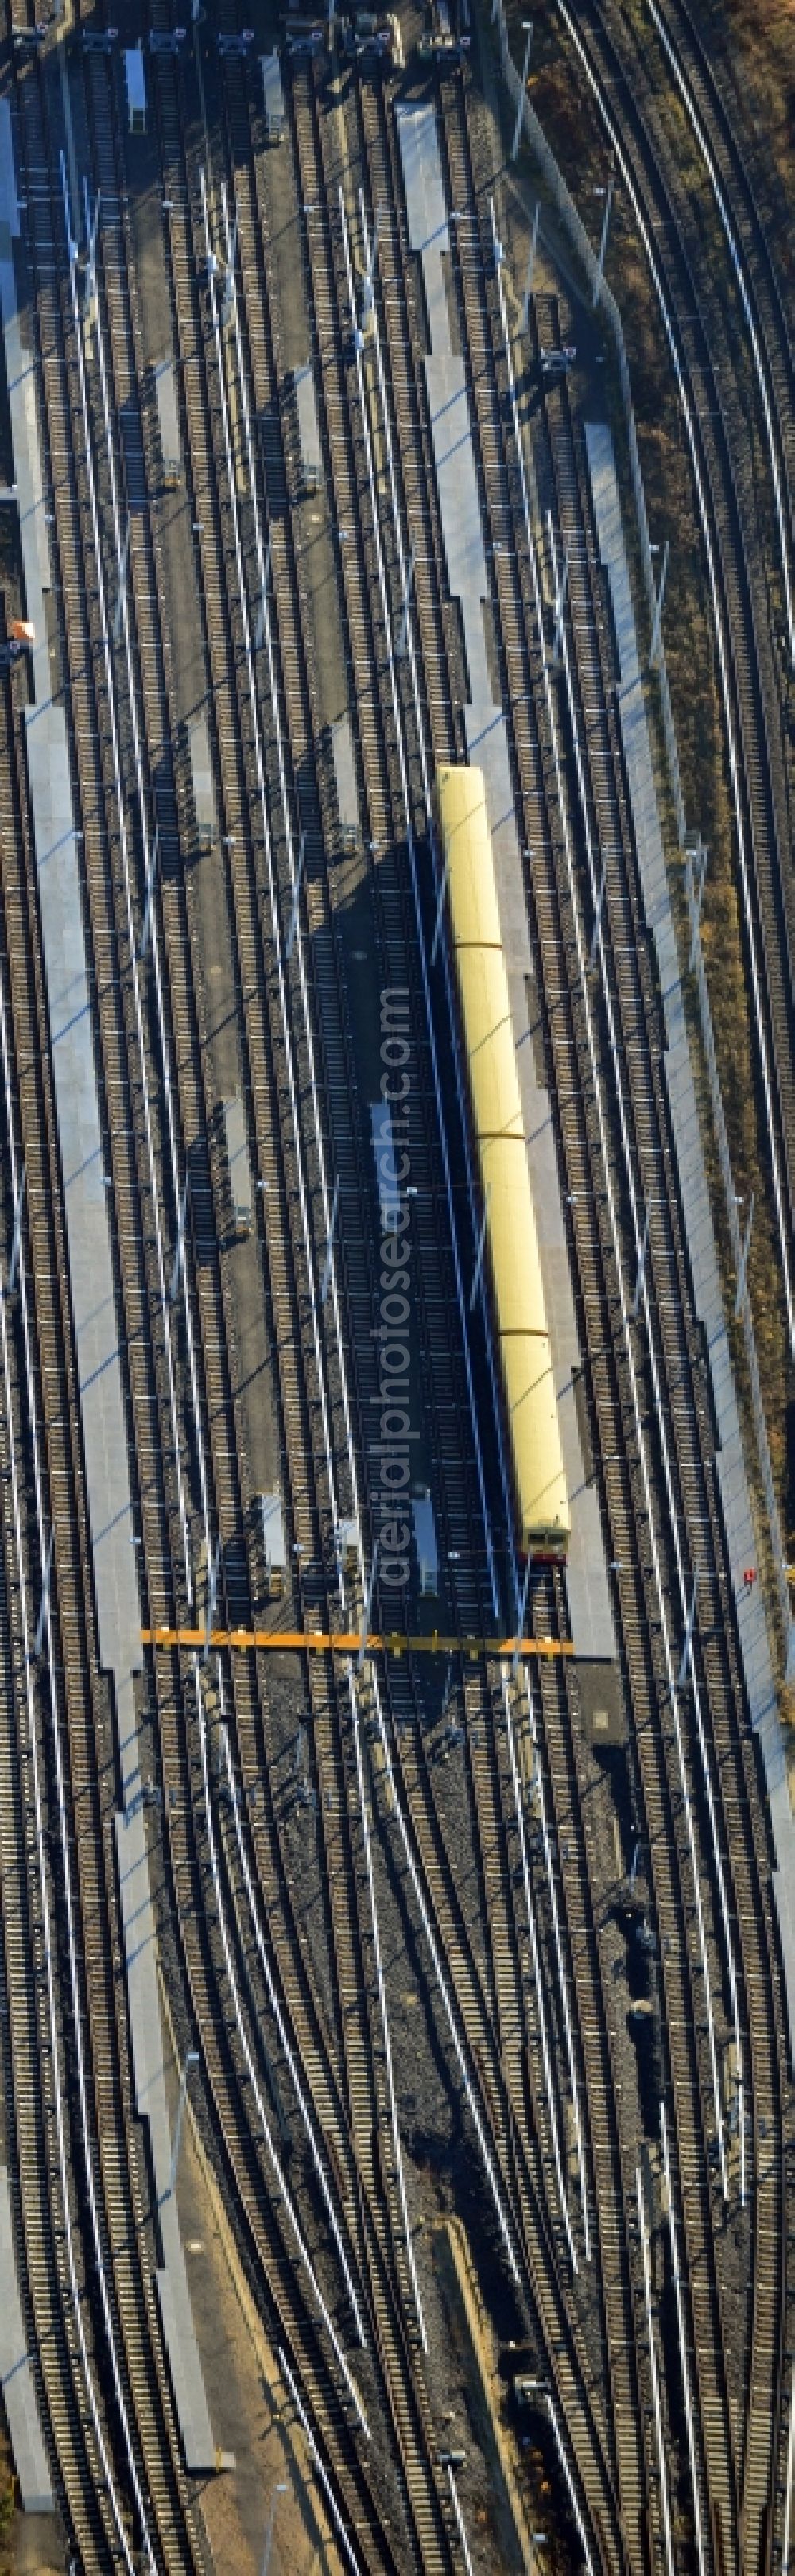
left=435, top=762, right=569, bottom=1549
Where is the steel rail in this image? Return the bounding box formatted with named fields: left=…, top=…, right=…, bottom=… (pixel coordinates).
left=353, top=180, right=588, bottom=2275
left=81, top=63, right=401, bottom=2529
left=64, top=164, right=194, bottom=1594
left=196, top=1658, right=370, bottom=2427
left=339, top=70, right=731, bottom=2566
left=488, top=193, right=732, bottom=2196
left=444, top=105, right=720, bottom=2535
left=659, top=2103, right=708, bottom=2576
left=216, top=89, right=540, bottom=2327
left=536, top=304, right=784, bottom=2557
left=489, top=188, right=726, bottom=2535
left=301, top=198, right=505, bottom=1626
left=17, top=63, right=207, bottom=2562
left=499, top=1665, right=590, bottom=2261
left=303, top=125, right=581, bottom=2359
left=91, top=33, right=372, bottom=2346
left=92, top=34, right=379, bottom=2384
left=328, top=154, right=620, bottom=2571
left=340, top=166, right=577, bottom=2274
left=220, top=1717, right=368, bottom=2345
left=554, top=0, right=795, bottom=1360
left=137, top=67, right=446, bottom=2558
left=198, top=167, right=339, bottom=1542
left=200, top=163, right=428, bottom=2358
left=546, top=2389, right=596, bottom=2576
left=546, top=492, right=739, bottom=2196
left=636, top=2164, right=675, bottom=2576
left=102, top=91, right=407, bottom=2518
left=491, top=176, right=746, bottom=2535
left=279, top=2348, right=366, bottom=2576
left=784, top=2362, right=795, bottom=2576
left=0, top=111, right=202, bottom=2575
left=0, top=882, right=153, bottom=2576
left=144, top=83, right=456, bottom=2548
left=646, top=0, right=794, bottom=667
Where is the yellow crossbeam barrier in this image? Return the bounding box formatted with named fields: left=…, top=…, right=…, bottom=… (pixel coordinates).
left=141, top=1627, right=573, bottom=1659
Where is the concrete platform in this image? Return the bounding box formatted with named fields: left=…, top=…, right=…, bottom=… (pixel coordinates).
left=0, top=95, right=214, bottom=2472
left=0, top=2171, right=52, bottom=2512
left=585, top=418, right=795, bottom=2047
left=397, top=101, right=615, bottom=1662
left=188, top=708, right=216, bottom=840
left=331, top=709, right=359, bottom=835
left=370, top=1099, right=401, bottom=1230
left=295, top=359, right=322, bottom=483
left=395, top=100, right=448, bottom=255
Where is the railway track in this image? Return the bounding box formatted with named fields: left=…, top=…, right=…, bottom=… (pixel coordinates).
left=530, top=335, right=745, bottom=2566
left=235, top=0, right=576, bottom=2390
left=0, top=645, right=136, bottom=2574
left=305, top=40, right=679, bottom=2557
left=434, top=48, right=788, bottom=2568
left=276, top=41, right=636, bottom=2570
left=539, top=327, right=786, bottom=2565
left=0, top=9, right=789, bottom=2570
left=0, top=10, right=625, bottom=2566
left=378, top=55, right=694, bottom=2555
left=205, top=25, right=629, bottom=2563
left=644, top=0, right=794, bottom=665
left=553, top=0, right=795, bottom=1371
left=102, top=11, right=491, bottom=2561
left=3, top=39, right=222, bottom=2570
left=6, top=8, right=436, bottom=2561
left=342, top=38, right=654, bottom=2536
left=189, top=87, right=475, bottom=2422
left=109, top=38, right=444, bottom=2569
left=293, top=29, right=518, bottom=2155
left=530, top=11, right=795, bottom=2551
left=326, top=60, right=597, bottom=2264
left=305, top=35, right=771, bottom=2566
left=226, top=0, right=527, bottom=2267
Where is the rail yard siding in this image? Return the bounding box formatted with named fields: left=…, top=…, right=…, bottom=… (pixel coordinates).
left=0, top=98, right=215, bottom=2468
left=0, top=101, right=59, bottom=2511
left=398, top=96, right=615, bottom=1651
left=496, top=6, right=792, bottom=1674
left=585, top=420, right=795, bottom=2050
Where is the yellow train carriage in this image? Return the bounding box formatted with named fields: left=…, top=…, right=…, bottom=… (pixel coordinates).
left=433, top=765, right=569, bottom=1558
